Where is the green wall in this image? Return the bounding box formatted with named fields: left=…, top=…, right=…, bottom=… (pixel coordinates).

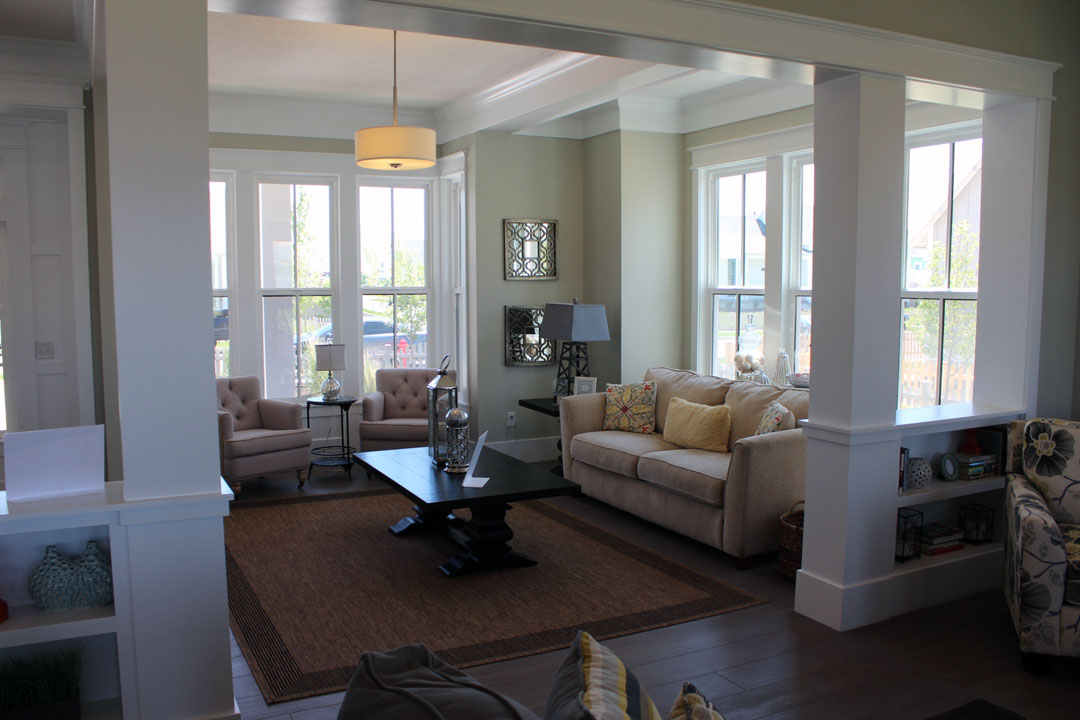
left=734, top=0, right=1080, bottom=416
left=583, top=131, right=623, bottom=387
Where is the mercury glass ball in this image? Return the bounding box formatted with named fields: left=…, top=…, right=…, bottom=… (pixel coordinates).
left=446, top=407, right=469, bottom=428
left=907, top=457, right=932, bottom=489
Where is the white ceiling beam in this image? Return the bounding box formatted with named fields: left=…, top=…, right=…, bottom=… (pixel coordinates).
left=435, top=54, right=694, bottom=141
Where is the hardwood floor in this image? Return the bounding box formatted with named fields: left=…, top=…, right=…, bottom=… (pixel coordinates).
left=228, top=467, right=1079, bottom=720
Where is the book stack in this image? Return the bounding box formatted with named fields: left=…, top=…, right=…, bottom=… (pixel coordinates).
left=919, top=522, right=965, bottom=556
left=955, top=453, right=999, bottom=480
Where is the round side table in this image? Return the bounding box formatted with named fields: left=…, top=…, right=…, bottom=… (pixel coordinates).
left=305, top=395, right=359, bottom=485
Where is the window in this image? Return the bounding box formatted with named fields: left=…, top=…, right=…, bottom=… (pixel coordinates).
left=209, top=177, right=231, bottom=378
left=359, top=185, right=429, bottom=392
left=0, top=319, right=6, bottom=432
left=705, top=166, right=766, bottom=377
left=259, top=181, right=334, bottom=399
left=899, top=136, right=982, bottom=408
left=791, top=158, right=814, bottom=373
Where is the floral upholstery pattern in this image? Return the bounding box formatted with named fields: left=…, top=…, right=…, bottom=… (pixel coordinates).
left=603, top=382, right=657, bottom=434
left=1004, top=417, right=1080, bottom=658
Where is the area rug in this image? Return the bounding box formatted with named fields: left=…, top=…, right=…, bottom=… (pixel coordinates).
left=924, top=699, right=1025, bottom=720
left=226, top=491, right=765, bottom=704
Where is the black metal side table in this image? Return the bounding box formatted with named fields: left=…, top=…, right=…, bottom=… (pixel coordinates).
left=306, top=395, right=359, bottom=482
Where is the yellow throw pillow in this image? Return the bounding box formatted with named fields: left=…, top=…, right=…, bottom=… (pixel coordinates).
left=668, top=682, right=726, bottom=720
left=603, top=381, right=658, bottom=433
left=663, top=397, right=731, bottom=453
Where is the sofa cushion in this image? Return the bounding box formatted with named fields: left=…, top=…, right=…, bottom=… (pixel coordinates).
left=545, top=631, right=662, bottom=720
left=724, top=382, right=809, bottom=445
left=571, top=431, right=680, bottom=479
left=603, top=382, right=657, bottom=433
left=338, top=643, right=540, bottom=720
left=358, top=417, right=428, bottom=441
left=663, top=398, right=731, bottom=453
left=1061, top=523, right=1080, bottom=607
left=644, top=367, right=731, bottom=433
left=1022, top=418, right=1080, bottom=524
left=754, top=401, right=796, bottom=436
left=223, top=427, right=311, bottom=458
left=638, top=449, right=730, bottom=507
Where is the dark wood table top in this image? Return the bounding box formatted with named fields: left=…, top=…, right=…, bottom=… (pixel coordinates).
left=518, top=396, right=560, bottom=417
left=353, top=445, right=578, bottom=512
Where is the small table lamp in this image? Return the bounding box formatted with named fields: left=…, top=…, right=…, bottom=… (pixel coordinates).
left=315, top=344, right=347, bottom=400
left=540, top=300, right=609, bottom=396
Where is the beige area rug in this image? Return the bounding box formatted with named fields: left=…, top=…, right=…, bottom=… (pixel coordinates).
left=225, top=490, right=765, bottom=704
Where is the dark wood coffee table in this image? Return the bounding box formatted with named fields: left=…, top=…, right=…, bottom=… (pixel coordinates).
left=353, top=445, right=579, bottom=577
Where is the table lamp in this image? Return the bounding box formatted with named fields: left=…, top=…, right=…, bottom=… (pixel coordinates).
left=315, top=344, right=346, bottom=400
left=540, top=300, right=609, bottom=396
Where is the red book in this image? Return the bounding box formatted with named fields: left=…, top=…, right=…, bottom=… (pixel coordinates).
left=923, top=543, right=965, bottom=556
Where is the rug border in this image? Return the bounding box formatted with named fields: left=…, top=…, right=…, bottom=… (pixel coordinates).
left=227, top=493, right=766, bottom=704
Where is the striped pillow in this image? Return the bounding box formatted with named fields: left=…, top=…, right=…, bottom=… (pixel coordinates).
left=668, top=682, right=725, bottom=720
left=545, top=631, right=662, bottom=720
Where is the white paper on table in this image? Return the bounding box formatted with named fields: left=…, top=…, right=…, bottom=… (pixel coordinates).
left=461, top=430, right=489, bottom=488
left=3, top=425, right=106, bottom=503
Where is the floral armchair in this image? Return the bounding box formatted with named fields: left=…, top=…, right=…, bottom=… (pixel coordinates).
left=1003, top=418, right=1080, bottom=671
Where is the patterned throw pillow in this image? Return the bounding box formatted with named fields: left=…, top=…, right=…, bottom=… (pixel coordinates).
left=1022, top=418, right=1080, bottom=524
left=754, top=400, right=793, bottom=436
left=668, top=682, right=725, bottom=720
left=603, top=382, right=657, bottom=433
left=545, top=631, right=662, bottom=720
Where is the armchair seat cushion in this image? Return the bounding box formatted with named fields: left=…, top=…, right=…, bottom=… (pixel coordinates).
left=224, top=427, right=311, bottom=458
left=1062, top=523, right=1080, bottom=607
left=358, top=418, right=428, bottom=442
left=638, top=449, right=731, bottom=507
left=571, top=431, right=680, bottom=479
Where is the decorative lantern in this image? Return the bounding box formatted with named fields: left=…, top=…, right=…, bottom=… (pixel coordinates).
left=427, top=354, right=458, bottom=467
left=959, top=503, right=994, bottom=545
left=445, top=408, right=470, bottom=473
left=896, top=507, right=923, bottom=563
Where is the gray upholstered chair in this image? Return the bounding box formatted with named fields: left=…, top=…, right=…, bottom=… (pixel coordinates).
left=358, top=368, right=455, bottom=452
left=216, top=375, right=312, bottom=494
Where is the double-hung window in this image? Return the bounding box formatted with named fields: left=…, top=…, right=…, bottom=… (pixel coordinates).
left=705, top=164, right=767, bottom=378
left=209, top=175, right=233, bottom=378
left=258, top=179, right=335, bottom=399
left=899, top=133, right=982, bottom=408
left=790, top=157, right=814, bottom=374
left=358, top=184, right=430, bottom=391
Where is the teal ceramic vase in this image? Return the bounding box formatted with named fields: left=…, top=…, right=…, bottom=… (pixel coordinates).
left=26, top=541, right=113, bottom=611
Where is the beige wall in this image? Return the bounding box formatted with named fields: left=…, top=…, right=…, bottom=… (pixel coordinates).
left=620, top=131, right=685, bottom=381
left=734, top=0, right=1080, bottom=416
left=583, top=131, right=622, bottom=387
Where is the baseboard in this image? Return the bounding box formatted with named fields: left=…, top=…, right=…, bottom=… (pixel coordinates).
left=487, top=436, right=559, bottom=463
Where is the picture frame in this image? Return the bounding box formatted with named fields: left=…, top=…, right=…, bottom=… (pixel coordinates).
left=504, top=305, right=556, bottom=366
left=573, top=376, right=598, bottom=395
left=504, top=219, right=557, bottom=280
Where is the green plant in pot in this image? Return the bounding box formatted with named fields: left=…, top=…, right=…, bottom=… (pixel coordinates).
left=0, top=649, right=81, bottom=719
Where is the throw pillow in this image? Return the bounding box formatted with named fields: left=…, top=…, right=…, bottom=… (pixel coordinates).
left=668, top=683, right=725, bottom=720
left=754, top=400, right=794, bottom=436
left=545, top=631, right=662, bottom=720
left=662, top=397, right=731, bottom=453
left=603, top=382, right=657, bottom=434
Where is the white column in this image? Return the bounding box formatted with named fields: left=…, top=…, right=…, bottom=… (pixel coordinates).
left=973, top=99, right=1050, bottom=416
left=794, top=72, right=906, bottom=630
left=99, top=0, right=220, bottom=500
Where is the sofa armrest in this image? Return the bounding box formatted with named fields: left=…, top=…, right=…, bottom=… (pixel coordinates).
left=362, top=392, right=386, bottom=422
left=258, top=399, right=303, bottom=430
left=1004, top=472, right=1066, bottom=653
left=216, top=411, right=233, bottom=475
left=559, top=393, right=606, bottom=480
left=722, top=428, right=806, bottom=558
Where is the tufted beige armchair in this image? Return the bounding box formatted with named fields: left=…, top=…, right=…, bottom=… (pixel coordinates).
left=358, top=368, right=456, bottom=451
left=216, top=375, right=312, bottom=494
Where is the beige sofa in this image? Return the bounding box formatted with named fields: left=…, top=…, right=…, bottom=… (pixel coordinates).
left=559, top=367, right=809, bottom=562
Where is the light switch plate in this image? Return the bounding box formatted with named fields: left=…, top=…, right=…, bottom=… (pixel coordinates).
left=35, top=341, right=55, bottom=360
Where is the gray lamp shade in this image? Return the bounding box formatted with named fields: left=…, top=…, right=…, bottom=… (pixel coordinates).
left=314, top=344, right=347, bottom=371
left=539, top=303, right=610, bottom=342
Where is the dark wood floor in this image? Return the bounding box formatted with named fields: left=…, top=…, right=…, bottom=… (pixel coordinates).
left=228, top=466, right=1080, bottom=720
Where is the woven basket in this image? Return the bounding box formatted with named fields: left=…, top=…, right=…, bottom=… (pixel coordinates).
left=778, top=501, right=805, bottom=580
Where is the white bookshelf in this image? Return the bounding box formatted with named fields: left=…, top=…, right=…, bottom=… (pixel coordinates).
left=0, top=604, right=118, bottom=650
left=894, top=541, right=1004, bottom=573
left=896, top=475, right=1006, bottom=507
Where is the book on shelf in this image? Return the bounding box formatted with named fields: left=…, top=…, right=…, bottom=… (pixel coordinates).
left=923, top=543, right=965, bottom=556
left=955, top=453, right=998, bottom=466
left=898, top=447, right=910, bottom=495
left=959, top=463, right=999, bottom=480
left=919, top=522, right=964, bottom=545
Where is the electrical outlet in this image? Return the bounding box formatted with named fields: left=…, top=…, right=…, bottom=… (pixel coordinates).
left=35, top=341, right=55, bottom=360
left=506, top=411, right=516, bottom=427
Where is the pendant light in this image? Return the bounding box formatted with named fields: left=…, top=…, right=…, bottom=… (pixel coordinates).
left=354, top=31, right=436, bottom=170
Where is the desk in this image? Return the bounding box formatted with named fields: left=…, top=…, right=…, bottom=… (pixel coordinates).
left=518, top=396, right=563, bottom=474
left=306, top=395, right=358, bottom=480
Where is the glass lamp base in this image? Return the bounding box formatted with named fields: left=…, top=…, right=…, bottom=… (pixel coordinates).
left=320, top=374, right=341, bottom=400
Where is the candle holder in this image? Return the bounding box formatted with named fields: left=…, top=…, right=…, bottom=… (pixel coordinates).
left=896, top=507, right=923, bottom=563
left=959, top=503, right=994, bottom=545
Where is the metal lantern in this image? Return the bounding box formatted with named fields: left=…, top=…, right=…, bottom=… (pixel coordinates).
left=959, top=503, right=994, bottom=545
left=896, top=507, right=924, bottom=563
left=427, top=354, right=458, bottom=467
left=445, top=408, right=470, bottom=473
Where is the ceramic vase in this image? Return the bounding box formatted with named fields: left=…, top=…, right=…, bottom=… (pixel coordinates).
left=26, top=541, right=113, bottom=611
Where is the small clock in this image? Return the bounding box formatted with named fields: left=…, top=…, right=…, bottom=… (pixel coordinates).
left=940, top=453, right=959, bottom=482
